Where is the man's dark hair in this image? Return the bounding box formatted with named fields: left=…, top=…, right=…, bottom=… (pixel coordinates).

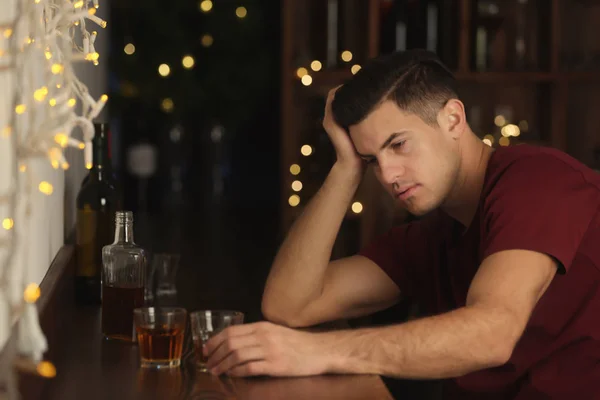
left=331, top=49, right=459, bottom=129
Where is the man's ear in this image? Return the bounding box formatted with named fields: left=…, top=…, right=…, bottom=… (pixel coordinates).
left=438, top=99, right=466, bottom=139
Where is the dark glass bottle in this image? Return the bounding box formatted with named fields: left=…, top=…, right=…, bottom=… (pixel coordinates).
left=75, top=123, right=121, bottom=305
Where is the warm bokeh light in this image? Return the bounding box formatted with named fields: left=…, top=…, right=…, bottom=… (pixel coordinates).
left=86, top=162, right=92, bottom=170
left=49, top=98, right=57, bottom=107
left=499, top=136, right=510, bottom=146
left=19, top=164, right=26, bottom=172
left=501, top=124, right=520, bottom=137
left=494, top=115, right=506, bottom=127
left=24, top=283, right=41, bottom=303
left=2, top=218, right=14, bottom=230
left=3, top=29, right=13, bottom=38
left=199, top=0, right=213, bottom=12
left=301, top=75, right=312, bottom=86
left=182, top=55, right=195, bottom=69
left=351, top=202, right=363, bottom=214
left=67, top=98, right=77, bottom=107
left=351, top=64, right=361, bottom=74
left=291, top=180, right=303, bottom=192
left=310, top=60, right=322, bottom=71
left=158, top=64, right=171, bottom=77
left=483, top=138, right=492, bottom=146
left=1, top=126, right=11, bottom=137
left=236, top=7, right=247, bottom=18
left=36, top=361, right=56, bottom=378
left=341, top=50, right=353, bottom=62
left=288, top=195, right=300, bottom=207
left=296, top=67, right=308, bottom=78
left=289, top=164, right=301, bottom=175
left=15, top=104, right=26, bottom=114
left=161, top=98, right=174, bottom=113
left=201, top=34, right=214, bottom=47
left=124, top=43, right=135, bottom=55
left=300, top=145, right=313, bottom=156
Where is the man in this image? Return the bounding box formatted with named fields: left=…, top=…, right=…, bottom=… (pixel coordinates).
left=204, top=50, right=600, bottom=399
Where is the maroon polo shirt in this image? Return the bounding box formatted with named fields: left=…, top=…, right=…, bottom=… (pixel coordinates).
left=360, top=144, right=600, bottom=399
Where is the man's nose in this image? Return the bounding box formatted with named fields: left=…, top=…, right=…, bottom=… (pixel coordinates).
left=379, top=159, right=404, bottom=185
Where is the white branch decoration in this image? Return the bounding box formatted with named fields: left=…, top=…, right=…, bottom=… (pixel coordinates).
left=0, top=0, right=107, bottom=397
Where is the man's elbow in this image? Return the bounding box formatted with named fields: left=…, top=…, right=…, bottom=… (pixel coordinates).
left=261, top=298, right=312, bottom=328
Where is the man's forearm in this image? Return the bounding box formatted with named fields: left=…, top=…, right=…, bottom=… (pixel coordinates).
left=262, top=162, right=362, bottom=323
left=321, top=306, right=517, bottom=379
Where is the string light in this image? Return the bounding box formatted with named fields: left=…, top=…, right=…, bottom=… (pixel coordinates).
left=199, top=0, right=213, bottom=12
left=310, top=60, right=322, bottom=72
left=341, top=51, right=353, bottom=62
left=300, top=145, right=312, bottom=156
left=2, top=218, right=14, bottom=230
left=0, top=1, right=111, bottom=389
left=201, top=34, right=214, bottom=47
left=158, top=63, right=171, bottom=77
left=54, top=133, right=68, bottom=147
left=182, top=55, right=195, bottom=69
left=483, top=138, right=492, bottom=146
left=351, top=202, right=363, bottom=214
left=288, top=195, right=300, bottom=207
left=36, top=361, right=56, bottom=378
left=291, top=180, right=302, bottom=192
left=351, top=65, right=361, bottom=74
left=124, top=43, right=135, bottom=55
left=236, top=7, right=247, bottom=18
left=301, top=75, right=312, bottom=86
left=38, top=181, right=54, bottom=196
left=51, top=63, right=64, bottom=74
left=289, top=164, right=301, bottom=175
left=23, top=284, right=41, bottom=304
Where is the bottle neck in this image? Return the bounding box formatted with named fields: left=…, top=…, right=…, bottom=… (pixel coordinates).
left=114, top=222, right=134, bottom=244
left=91, top=124, right=112, bottom=180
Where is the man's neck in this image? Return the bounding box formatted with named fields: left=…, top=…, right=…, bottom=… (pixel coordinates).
left=442, top=132, right=494, bottom=228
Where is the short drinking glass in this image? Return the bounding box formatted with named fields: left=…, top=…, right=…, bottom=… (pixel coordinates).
left=134, top=307, right=187, bottom=369
left=190, top=310, right=244, bottom=371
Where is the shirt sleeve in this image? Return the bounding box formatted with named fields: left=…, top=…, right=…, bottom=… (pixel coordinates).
left=358, top=221, right=424, bottom=296
left=482, top=153, right=600, bottom=274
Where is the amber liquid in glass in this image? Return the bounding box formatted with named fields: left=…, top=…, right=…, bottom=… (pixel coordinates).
left=137, top=325, right=185, bottom=367
left=101, top=285, right=144, bottom=341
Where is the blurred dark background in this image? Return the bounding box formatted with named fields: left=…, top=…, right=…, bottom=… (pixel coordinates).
left=99, top=0, right=600, bottom=324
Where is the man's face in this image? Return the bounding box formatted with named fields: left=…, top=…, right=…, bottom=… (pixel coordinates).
left=349, top=100, right=461, bottom=216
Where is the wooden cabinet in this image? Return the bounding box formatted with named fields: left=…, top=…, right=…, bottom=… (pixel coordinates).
left=280, top=0, right=600, bottom=254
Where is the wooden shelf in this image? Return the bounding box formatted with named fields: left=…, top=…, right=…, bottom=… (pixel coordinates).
left=455, top=71, right=557, bottom=83
left=455, top=71, right=600, bottom=83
